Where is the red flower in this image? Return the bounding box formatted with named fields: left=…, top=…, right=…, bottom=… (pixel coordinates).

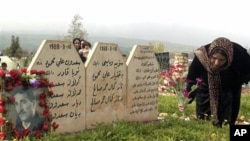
left=12, top=128, right=20, bottom=138
left=14, top=80, right=22, bottom=86
left=9, top=69, right=20, bottom=79
left=30, top=69, right=37, bottom=74
left=39, top=100, right=46, bottom=107
left=49, top=82, right=55, bottom=87
left=182, top=77, right=187, bottom=82
left=38, top=70, right=46, bottom=75
left=22, top=129, right=30, bottom=136
left=168, top=81, right=175, bottom=87
left=0, top=99, right=4, bottom=106
left=52, top=122, right=59, bottom=130
left=160, top=87, right=165, bottom=92
left=20, top=67, right=27, bottom=73
left=40, top=80, right=49, bottom=87
left=0, top=105, right=5, bottom=113
left=42, top=122, right=49, bottom=131
left=0, top=118, right=4, bottom=126
left=34, top=130, right=43, bottom=138
left=0, top=70, right=5, bottom=77
left=0, top=131, right=6, bottom=139
left=43, top=108, right=49, bottom=117
left=39, top=93, right=46, bottom=100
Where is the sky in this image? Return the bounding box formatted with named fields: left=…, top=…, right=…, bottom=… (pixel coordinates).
left=0, top=0, right=249, bottom=47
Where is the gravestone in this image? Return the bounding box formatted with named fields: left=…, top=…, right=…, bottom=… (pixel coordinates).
left=28, top=40, right=86, bottom=133
left=126, top=45, right=160, bottom=121
left=85, top=42, right=126, bottom=129
left=155, top=52, right=170, bottom=70
left=174, top=53, right=189, bottom=71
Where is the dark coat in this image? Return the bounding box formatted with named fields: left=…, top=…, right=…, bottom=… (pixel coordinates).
left=187, top=42, right=250, bottom=126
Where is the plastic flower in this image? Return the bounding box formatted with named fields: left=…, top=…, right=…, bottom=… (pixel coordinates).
left=29, top=78, right=40, bottom=87
left=9, top=70, right=20, bottom=79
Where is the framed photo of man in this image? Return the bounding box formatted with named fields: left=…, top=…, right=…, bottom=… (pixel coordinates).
left=6, top=85, right=46, bottom=135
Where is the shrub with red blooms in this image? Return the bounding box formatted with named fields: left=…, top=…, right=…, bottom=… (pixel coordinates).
left=0, top=68, right=58, bottom=140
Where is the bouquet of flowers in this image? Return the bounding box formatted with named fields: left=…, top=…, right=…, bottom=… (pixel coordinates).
left=159, top=64, right=201, bottom=117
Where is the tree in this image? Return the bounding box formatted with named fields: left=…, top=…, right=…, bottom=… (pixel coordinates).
left=64, top=14, right=88, bottom=42
left=5, top=35, right=23, bottom=59
left=149, top=41, right=164, bottom=53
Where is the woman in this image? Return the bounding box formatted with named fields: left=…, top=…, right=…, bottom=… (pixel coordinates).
left=73, top=38, right=86, bottom=63
left=187, top=37, right=250, bottom=127
left=81, top=41, right=92, bottom=58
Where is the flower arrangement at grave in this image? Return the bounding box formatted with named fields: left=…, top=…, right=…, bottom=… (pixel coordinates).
left=158, top=64, right=201, bottom=118
left=0, top=68, right=59, bottom=140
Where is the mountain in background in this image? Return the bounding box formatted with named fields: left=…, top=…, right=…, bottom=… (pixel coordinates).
left=0, top=33, right=196, bottom=55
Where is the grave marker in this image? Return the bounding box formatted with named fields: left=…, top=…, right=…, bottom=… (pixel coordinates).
left=126, top=45, right=160, bottom=121
left=28, top=40, right=86, bottom=133
left=85, top=42, right=127, bottom=129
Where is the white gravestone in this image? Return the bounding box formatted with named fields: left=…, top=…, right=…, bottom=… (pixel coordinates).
left=85, top=42, right=126, bottom=129
left=28, top=40, right=86, bottom=133
left=126, top=45, right=160, bottom=121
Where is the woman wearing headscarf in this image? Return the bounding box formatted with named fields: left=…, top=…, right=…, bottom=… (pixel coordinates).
left=186, top=37, right=250, bottom=127
left=73, top=38, right=87, bottom=63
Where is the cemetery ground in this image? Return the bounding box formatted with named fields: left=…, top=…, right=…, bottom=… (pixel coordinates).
left=30, top=87, right=250, bottom=141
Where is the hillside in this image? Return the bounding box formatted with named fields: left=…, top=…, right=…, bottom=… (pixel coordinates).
left=0, top=33, right=196, bottom=55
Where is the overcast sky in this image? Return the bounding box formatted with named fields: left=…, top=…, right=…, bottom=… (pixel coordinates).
left=0, top=0, right=249, bottom=47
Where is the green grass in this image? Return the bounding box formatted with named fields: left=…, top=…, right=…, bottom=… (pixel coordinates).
left=30, top=93, right=250, bottom=141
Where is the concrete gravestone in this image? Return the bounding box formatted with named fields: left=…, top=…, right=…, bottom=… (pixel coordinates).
left=85, top=42, right=126, bottom=129
left=28, top=40, right=86, bottom=133
left=155, top=52, right=170, bottom=70
left=126, top=45, right=160, bottom=121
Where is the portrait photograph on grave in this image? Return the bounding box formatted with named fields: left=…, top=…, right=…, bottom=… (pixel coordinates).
left=6, top=86, right=45, bottom=134
left=1, top=68, right=58, bottom=140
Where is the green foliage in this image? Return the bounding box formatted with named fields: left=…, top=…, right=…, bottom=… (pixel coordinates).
left=5, top=35, right=23, bottom=58
left=64, top=14, right=88, bottom=42
left=30, top=94, right=250, bottom=141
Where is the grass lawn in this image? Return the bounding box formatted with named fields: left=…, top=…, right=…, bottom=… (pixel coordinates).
left=28, top=89, right=250, bottom=141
